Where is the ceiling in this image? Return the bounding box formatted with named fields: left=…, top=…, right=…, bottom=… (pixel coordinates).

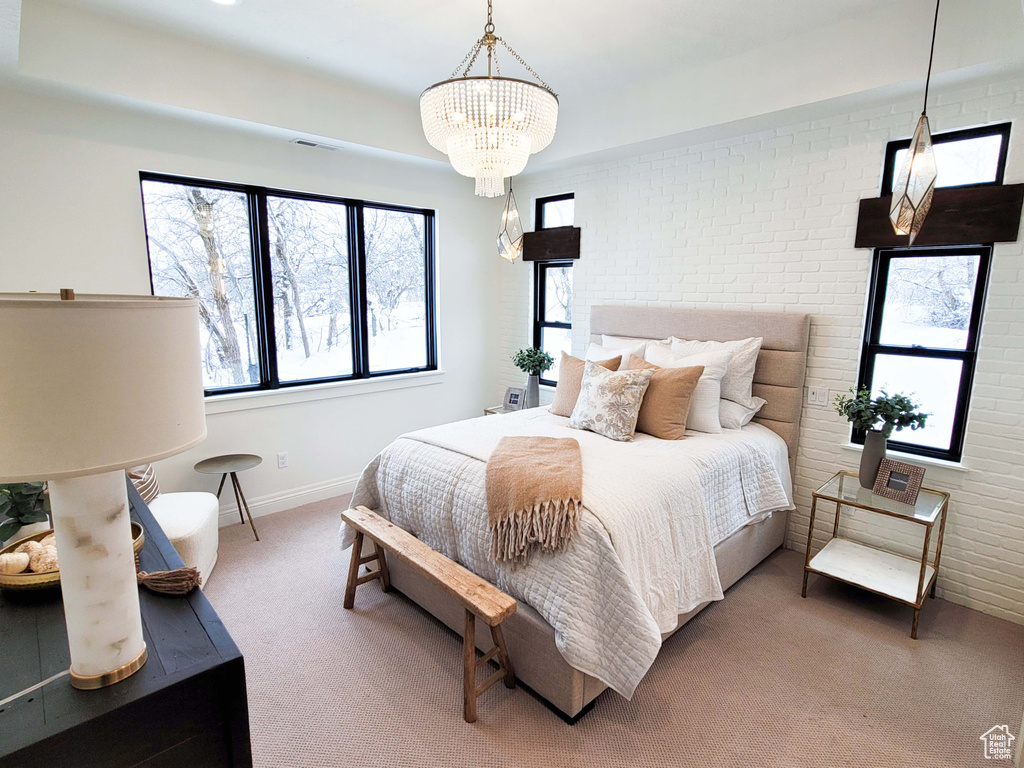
left=7, top=0, right=1024, bottom=166
left=65, top=0, right=897, bottom=100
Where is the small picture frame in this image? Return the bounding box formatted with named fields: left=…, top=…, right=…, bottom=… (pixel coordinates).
left=873, top=458, right=925, bottom=505
left=503, top=387, right=526, bottom=411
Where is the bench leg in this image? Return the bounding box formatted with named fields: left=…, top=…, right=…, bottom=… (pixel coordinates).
left=373, top=543, right=390, bottom=593
left=463, top=610, right=477, bottom=723
left=490, top=623, right=515, bottom=689
left=344, top=532, right=364, bottom=610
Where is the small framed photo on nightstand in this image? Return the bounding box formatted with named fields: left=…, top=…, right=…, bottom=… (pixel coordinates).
left=873, top=458, right=925, bottom=505
left=503, top=387, right=526, bottom=411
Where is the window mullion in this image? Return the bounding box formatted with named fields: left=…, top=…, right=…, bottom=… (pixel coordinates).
left=424, top=213, right=437, bottom=370
left=349, top=202, right=368, bottom=379
left=252, top=188, right=278, bottom=389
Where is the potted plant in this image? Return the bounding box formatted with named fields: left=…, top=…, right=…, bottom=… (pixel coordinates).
left=834, top=388, right=929, bottom=488
left=512, top=348, right=555, bottom=409
left=0, top=482, right=51, bottom=545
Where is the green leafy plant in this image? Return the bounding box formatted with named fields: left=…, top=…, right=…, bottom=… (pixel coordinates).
left=833, top=388, right=929, bottom=438
left=512, top=348, right=555, bottom=376
left=0, top=482, right=50, bottom=542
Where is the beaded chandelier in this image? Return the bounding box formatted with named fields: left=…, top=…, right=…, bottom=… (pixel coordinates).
left=890, top=0, right=940, bottom=244
left=420, top=0, right=558, bottom=197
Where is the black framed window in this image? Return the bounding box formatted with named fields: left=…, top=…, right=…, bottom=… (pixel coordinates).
left=140, top=172, right=436, bottom=395
left=856, top=246, right=991, bottom=462
left=856, top=123, right=1009, bottom=461
left=533, top=194, right=574, bottom=386
left=881, top=122, right=1010, bottom=196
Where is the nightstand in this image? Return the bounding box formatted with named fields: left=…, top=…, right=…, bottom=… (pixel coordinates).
left=484, top=405, right=516, bottom=415
left=801, top=470, right=949, bottom=639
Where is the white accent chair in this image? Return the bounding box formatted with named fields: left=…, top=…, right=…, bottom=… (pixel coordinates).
left=127, top=465, right=219, bottom=588
left=148, top=492, right=220, bottom=587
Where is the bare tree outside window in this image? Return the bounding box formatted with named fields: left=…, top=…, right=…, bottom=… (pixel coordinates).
left=364, top=207, right=428, bottom=372
left=267, top=196, right=352, bottom=381
left=141, top=175, right=435, bottom=394
left=142, top=180, right=258, bottom=390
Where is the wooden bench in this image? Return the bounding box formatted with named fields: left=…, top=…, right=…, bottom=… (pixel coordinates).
left=341, top=506, right=517, bottom=723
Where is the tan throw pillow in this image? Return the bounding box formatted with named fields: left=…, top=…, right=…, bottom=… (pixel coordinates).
left=569, top=361, right=654, bottom=442
left=549, top=352, right=622, bottom=417
left=126, top=464, right=160, bottom=503
left=627, top=355, right=705, bottom=440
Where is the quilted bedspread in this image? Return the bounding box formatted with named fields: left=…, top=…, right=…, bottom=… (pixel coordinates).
left=339, top=409, right=791, bottom=698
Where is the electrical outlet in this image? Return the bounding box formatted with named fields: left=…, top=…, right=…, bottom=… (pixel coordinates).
left=807, top=386, right=829, bottom=406
left=277, top=452, right=288, bottom=469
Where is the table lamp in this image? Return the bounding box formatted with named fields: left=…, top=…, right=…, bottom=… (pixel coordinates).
left=0, top=292, right=206, bottom=689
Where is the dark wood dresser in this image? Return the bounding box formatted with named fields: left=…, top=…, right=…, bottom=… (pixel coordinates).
left=0, top=482, right=252, bottom=768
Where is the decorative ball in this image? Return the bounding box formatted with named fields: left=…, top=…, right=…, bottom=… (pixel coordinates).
left=39, top=534, right=56, bottom=548
left=0, top=552, right=30, bottom=575
left=29, top=545, right=59, bottom=573
left=15, top=540, right=43, bottom=556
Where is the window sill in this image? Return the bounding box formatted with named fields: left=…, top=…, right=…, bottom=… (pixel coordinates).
left=204, top=369, right=445, bottom=415
left=839, top=442, right=969, bottom=473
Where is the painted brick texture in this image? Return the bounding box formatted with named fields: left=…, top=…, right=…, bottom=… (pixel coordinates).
left=496, top=77, right=1024, bottom=624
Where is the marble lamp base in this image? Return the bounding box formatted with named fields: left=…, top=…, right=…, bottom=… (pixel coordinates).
left=48, top=470, right=147, bottom=689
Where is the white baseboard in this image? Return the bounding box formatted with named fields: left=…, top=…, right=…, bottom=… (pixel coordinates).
left=216, top=473, right=360, bottom=527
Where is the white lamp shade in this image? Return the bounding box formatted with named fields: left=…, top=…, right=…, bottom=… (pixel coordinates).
left=0, top=294, right=207, bottom=482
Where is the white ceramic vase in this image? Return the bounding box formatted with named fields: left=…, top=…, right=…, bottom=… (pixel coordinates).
left=860, top=429, right=888, bottom=489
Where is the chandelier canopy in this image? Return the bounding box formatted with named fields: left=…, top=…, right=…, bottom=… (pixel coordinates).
left=420, top=0, right=558, bottom=197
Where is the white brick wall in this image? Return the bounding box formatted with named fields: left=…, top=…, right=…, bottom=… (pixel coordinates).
left=496, top=76, right=1024, bottom=624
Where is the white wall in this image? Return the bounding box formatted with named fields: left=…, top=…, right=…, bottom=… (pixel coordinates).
left=0, top=85, right=501, bottom=519
left=499, top=76, right=1024, bottom=624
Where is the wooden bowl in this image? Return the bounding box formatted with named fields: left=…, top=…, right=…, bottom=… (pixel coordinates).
left=0, top=523, right=145, bottom=591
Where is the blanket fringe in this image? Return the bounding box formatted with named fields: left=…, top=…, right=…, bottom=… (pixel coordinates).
left=490, top=498, right=582, bottom=565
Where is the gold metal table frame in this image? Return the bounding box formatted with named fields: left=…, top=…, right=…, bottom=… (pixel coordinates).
left=801, top=470, right=949, bottom=639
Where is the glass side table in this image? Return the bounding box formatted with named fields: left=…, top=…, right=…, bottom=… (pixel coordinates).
left=801, top=470, right=949, bottom=639
left=484, top=405, right=515, bottom=415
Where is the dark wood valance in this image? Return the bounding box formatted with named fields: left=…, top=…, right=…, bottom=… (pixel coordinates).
left=523, top=226, right=580, bottom=261
left=855, top=184, right=1024, bottom=248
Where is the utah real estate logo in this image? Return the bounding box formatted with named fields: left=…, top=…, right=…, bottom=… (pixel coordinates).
left=979, top=725, right=1016, bottom=761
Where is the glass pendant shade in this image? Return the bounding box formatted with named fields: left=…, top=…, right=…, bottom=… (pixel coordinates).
left=889, top=114, right=937, bottom=244
left=497, top=186, right=524, bottom=262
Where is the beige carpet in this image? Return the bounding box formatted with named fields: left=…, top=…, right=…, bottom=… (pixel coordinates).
left=205, top=496, right=1023, bottom=768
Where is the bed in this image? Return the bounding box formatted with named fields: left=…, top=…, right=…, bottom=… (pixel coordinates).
left=340, top=306, right=810, bottom=720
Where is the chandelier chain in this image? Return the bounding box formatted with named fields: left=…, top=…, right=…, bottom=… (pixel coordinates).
left=485, top=0, right=494, bottom=34
left=449, top=40, right=482, bottom=80
left=922, top=0, right=940, bottom=115
left=496, top=37, right=554, bottom=94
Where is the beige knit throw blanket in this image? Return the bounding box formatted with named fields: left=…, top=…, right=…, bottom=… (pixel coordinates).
left=486, top=436, right=582, bottom=564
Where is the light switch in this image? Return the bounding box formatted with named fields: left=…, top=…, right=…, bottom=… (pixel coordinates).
left=807, top=386, right=829, bottom=406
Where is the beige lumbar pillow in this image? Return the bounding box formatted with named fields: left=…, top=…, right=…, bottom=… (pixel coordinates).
left=549, top=352, right=622, bottom=417
left=569, top=361, right=654, bottom=442
left=627, top=355, right=704, bottom=440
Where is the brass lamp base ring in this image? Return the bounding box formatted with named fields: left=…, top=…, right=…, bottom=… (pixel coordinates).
left=70, top=644, right=148, bottom=690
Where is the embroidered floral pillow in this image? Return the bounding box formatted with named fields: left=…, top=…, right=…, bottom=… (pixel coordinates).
left=569, top=361, right=654, bottom=441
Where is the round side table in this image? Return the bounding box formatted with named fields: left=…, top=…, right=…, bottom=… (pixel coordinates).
left=194, top=453, right=262, bottom=541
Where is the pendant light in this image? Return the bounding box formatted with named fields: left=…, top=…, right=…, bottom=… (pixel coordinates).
left=497, top=176, right=524, bottom=262
left=420, top=0, right=558, bottom=197
left=889, top=0, right=941, bottom=245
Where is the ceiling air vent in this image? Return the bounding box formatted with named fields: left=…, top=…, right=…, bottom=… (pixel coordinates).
left=290, top=138, right=342, bottom=151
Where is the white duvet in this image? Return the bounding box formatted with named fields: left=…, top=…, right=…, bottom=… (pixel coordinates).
left=339, top=408, right=791, bottom=698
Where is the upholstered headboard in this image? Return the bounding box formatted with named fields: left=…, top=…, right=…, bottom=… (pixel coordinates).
left=589, top=305, right=811, bottom=466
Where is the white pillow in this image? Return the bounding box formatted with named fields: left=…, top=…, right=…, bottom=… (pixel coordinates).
left=569, top=362, right=654, bottom=441
left=719, top=397, right=767, bottom=429
left=644, top=346, right=733, bottom=434
left=586, top=341, right=643, bottom=371
left=600, top=335, right=670, bottom=359
left=670, top=336, right=763, bottom=408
